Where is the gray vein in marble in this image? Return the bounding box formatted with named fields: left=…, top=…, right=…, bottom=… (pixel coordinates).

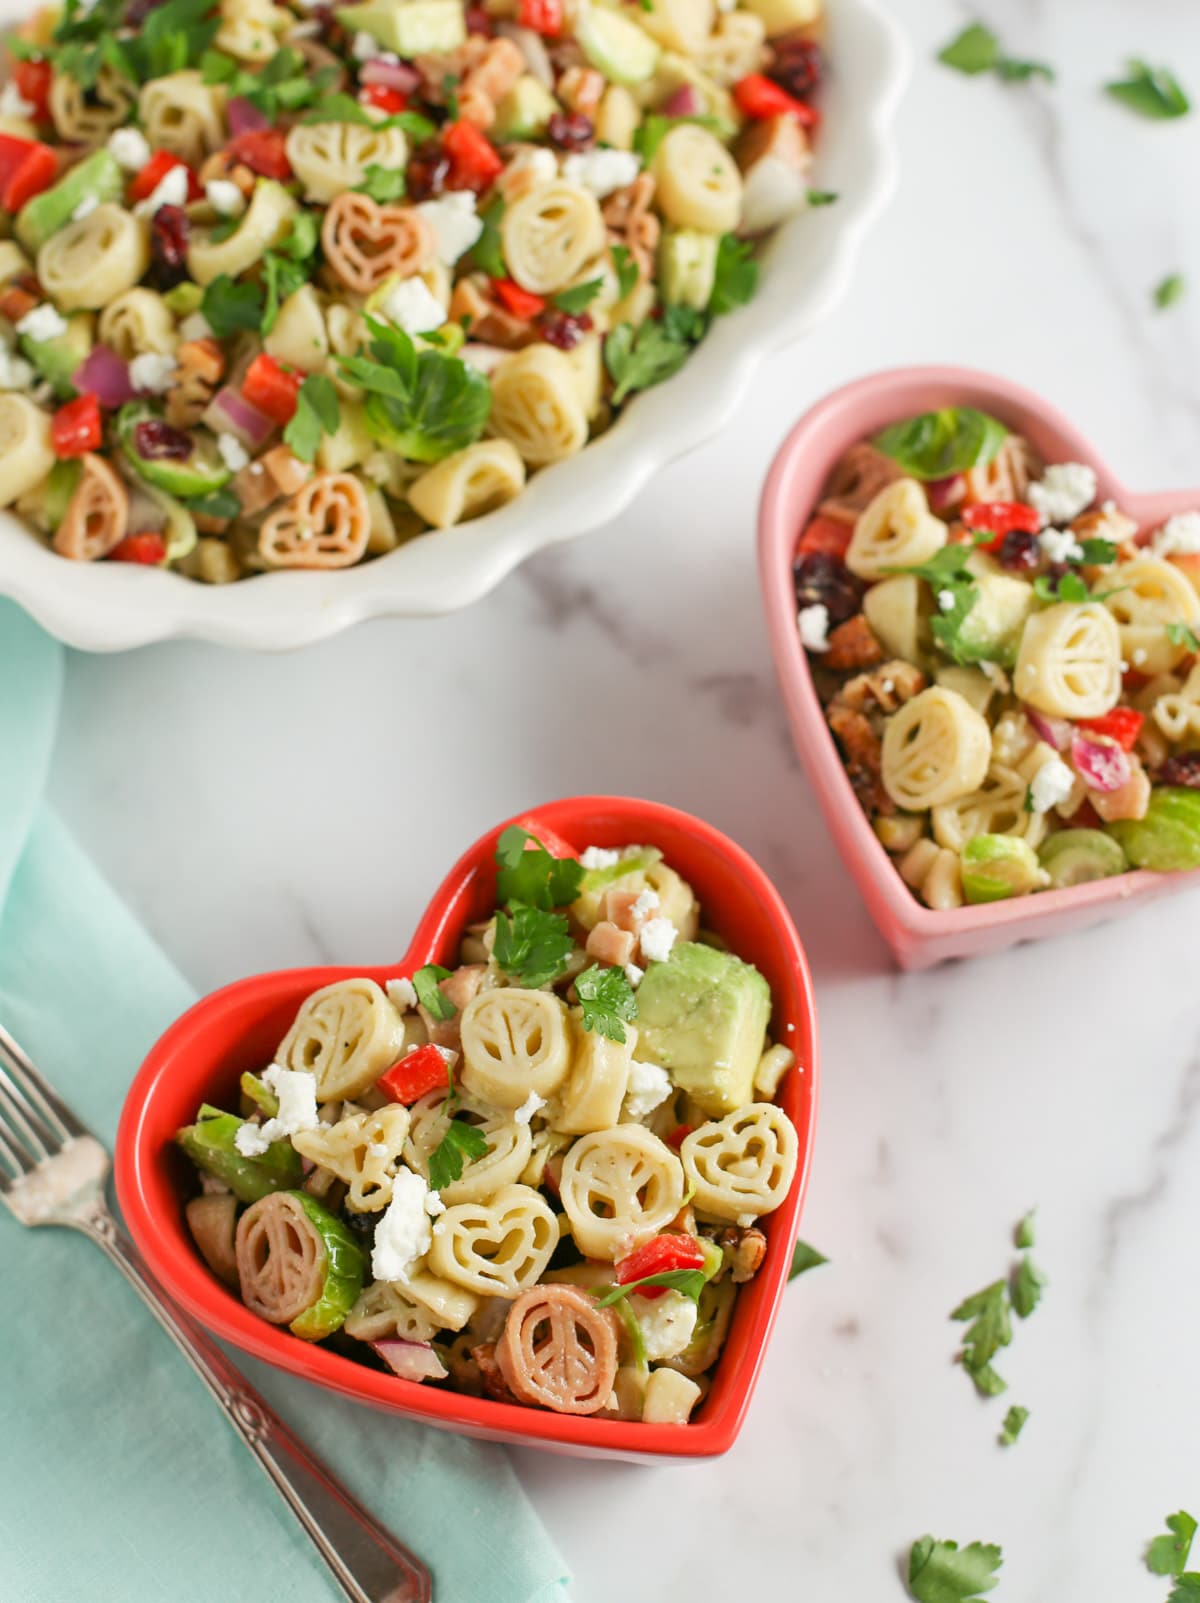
left=517, top=557, right=662, bottom=668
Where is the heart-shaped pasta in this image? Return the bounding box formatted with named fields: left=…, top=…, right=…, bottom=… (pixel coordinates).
left=845, top=478, right=946, bottom=581
left=1104, top=557, right=1199, bottom=675
left=292, top=1104, right=411, bottom=1212
left=407, top=440, right=526, bottom=530
left=1014, top=601, right=1122, bottom=719
left=558, top=1124, right=685, bottom=1260
left=286, top=122, right=411, bottom=205
left=881, top=686, right=992, bottom=811
left=0, top=393, right=55, bottom=509
left=428, top=1183, right=559, bottom=1297
left=553, top=1018, right=636, bottom=1135
left=651, top=124, right=743, bottom=234
left=460, top=988, right=572, bottom=1108
left=343, top=1280, right=442, bottom=1343
left=52, top=453, right=129, bottom=562
left=680, top=1103, right=798, bottom=1222
left=931, top=763, right=1048, bottom=852
left=38, top=205, right=150, bottom=312
left=236, top=1191, right=325, bottom=1324
left=403, top=1089, right=532, bottom=1205
left=1152, top=664, right=1200, bottom=742
left=495, top=1284, right=620, bottom=1414
left=501, top=180, right=606, bottom=295
left=259, top=472, right=371, bottom=569
left=276, top=977, right=407, bottom=1101
left=489, top=345, right=589, bottom=467
left=321, top=192, right=435, bottom=295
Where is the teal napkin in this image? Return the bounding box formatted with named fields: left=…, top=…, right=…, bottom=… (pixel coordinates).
left=0, top=601, right=571, bottom=1603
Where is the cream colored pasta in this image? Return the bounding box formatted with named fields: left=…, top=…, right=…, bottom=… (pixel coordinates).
left=553, top=1018, right=636, bottom=1135
left=863, top=573, right=924, bottom=662
left=343, top=1281, right=441, bottom=1343
left=846, top=479, right=947, bottom=581
left=931, top=764, right=1048, bottom=851
left=934, top=666, right=996, bottom=717
left=38, top=205, right=149, bottom=311
left=460, top=988, right=572, bottom=1107
left=98, top=288, right=177, bottom=360
left=899, top=840, right=964, bottom=910
left=742, top=0, right=820, bottom=37
left=404, top=1089, right=532, bottom=1205
left=1152, top=665, right=1200, bottom=743
left=285, top=122, right=410, bottom=205
left=50, top=64, right=135, bottom=144
left=407, top=440, right=526, bottom=529
left=428, top=1183, right=559, bottom=1297
left=1104, top=557, right=1199, bottom=675
left=563, top=335, right=605, bottom=418
left=276, top=978, right=407, bottom=1102
left=291, top=1104, right=411, bottom=1212
left=217, top=0, right=291, bottom=62
left=681, top=1103, right=797, bottom=1222
left=1014, top=601, right=1122, bottom=719
left=263, top=285, right=330, bottom=373
left=189, top=179, right=298, bottom=286
left=402, top=1267, right=480, bottom=1331
left=594, top=85, right=639, bottom=150
left=639, top=0, right=714, bottom=55
left=754, top=1043, right=794, bottom=1100
left=642, top=1366, right=702, bottom=1424
left=558, top=1124, right=685, bottom=1260
left=0, top=241, right=30, bottom=283
left=138, top=71, right=226, bottom=166
left=501, top=180, right=605, bottom=294
left=489, top=345, right=589, bottom=467
left=699, top=11, right=767, bottom=85
left=651, top=124, right=742, bottom=233
left=0, top=394, right=54, bottom=508
left=881, top=686, right=992, bottom=811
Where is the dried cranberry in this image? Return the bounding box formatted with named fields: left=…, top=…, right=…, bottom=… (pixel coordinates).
left=996, top=529, right=1040, bottom=573
left=1158, top=751, right=1200, bottom=789
left=540, top=309, right=593, bottom=350
left=769, top=35, right=823, bottom=101
left=150, top=204, right=190, bottom=287
left=465, top=3, right=493, bottom=33
left=547, top=112, right=595, bottom=152
left=407, top=140, right=451, bottom=201
left=793, top=551, right=862, bottom=627
left=133, top=419, right=192, bottom=461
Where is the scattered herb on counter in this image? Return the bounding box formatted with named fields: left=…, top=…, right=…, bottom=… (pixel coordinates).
left=1106, top=59, right=1190, bottom=120
left=1147, top=1512, right=1198, bottom=1578
left=789, top=1239, right=829, bottom=1280
left=951, top=1211, right=1046, bottom=1398
left=1010, top=1253, right=1047, bottom=1319
left=907, top=1535, right=1003, bottom=1602
left=807, top=188, right=840, bottom=207
left=1167, top=1579, right=1200, bottom=1603
left=575, top=964, right=638, bottom=1043
left=1014, top=1209, right=1036, bottom=1249
left=1155, top=274, right=1187, bottom=311
left=428, top=1115, right=488, bottom=1190
left=999, top=1405, right=1029, bottom=1447
left=937, top=23, right=1053, bottom=85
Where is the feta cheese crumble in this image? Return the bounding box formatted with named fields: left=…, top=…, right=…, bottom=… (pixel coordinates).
left=351, top=30, right=383, bottom=59
left=1028, top=755, right=1075, bottom=815
left=632, top=888, right=659, bottom=921
left=386, top=976, right=418, bottom=1010
left=579, top=845, right=620, bottom=870
left=624, top=962, right=645, bottom=988
left=381, top=276, right=445, bottom=336
left=134, top=162, right=189, bottom=217
left=1038, top=526, right=1084, bottom=565
left=129, top=351, right=177, bottom=394
left=71, top=195, right=99, bottom=223
left=372, top=1168, right=434, bottom=1282
left=0, top=80, right=35, bottom=119
left=233, top=1064, right=320, bottom=1156
left=216, top=432, right=249, bottom=473
left=937, top=588, right=956, bottom=612
left=513, top=1090, right=546, bottom=1125
left=1028, top=462, right=1097, bottom=528
left=108, top=127, right=152, bottom=171
left=206, top=178, right=244, bottom=217
left=416, top=191, right=483, bottom=265
left=15, top=304, right=68, bottom=344
left=623, top=1058, right=671, bottom=1120
left=628, top=1290, right=698, bottom=1361
left=1152, top=511, right=1200, bottom=559
left=561, top=149, right=641, bottom=199
left=639, top=917, right=677, bottom=964
left=798, top=602, right=830, bottom=652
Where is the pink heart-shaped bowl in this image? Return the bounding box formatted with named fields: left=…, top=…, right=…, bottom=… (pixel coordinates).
left=759, top=366, right=1200, bottom=970
left=115, top=796, right=818, bottom=1462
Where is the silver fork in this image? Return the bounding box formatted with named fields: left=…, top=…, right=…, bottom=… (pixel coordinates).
left=0, top=1023, right=433, bottom=1603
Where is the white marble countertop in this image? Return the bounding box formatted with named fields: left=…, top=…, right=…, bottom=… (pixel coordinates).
left=46, top=0, right=1200, bottom=1596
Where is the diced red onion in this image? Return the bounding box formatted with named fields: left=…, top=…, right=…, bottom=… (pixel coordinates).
left=72, top=344, right=136, bottom=409
left=927, top=474, right=967, bottom=514
left=371, top=1339, right=448, bottom=1383
left=661, top=84, right=703, bottom=118
left=495, top=22, right=553, bottom=88
left=359, top=57, right=421, bottom=93
left=201, top=385, right=276, bottom=450
left=227, top=96, right=270, bottom=137
left=1025, top=706, right=1073, bottom=751
left=1071, top=732, right=1130, bottom=793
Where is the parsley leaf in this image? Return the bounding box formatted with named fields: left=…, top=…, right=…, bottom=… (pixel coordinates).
left=789, top=1240, right=828, bottom=1279
left=995, top=57, right=1054, bottom=83
left=575, top=964, right=637, bottom=1043
left=633, top=112, right=723, bottom=162
left=1034, top=570, right=1091, bottom=604
left=888, top=545, right=985, bottom=664
left=908, top=1537, right=1003, bottom=1603
left=442, top=71, right=460, bottom=121
left=493, top=903, right=574, bottom=989
left=1077, top=536, right=1117, bottom=565
left=553, top=276, right=604, bottom=315
left=937, top=23, right=999, bottom=75
left=604, top=306, right=704, bottom=405
left=495, top=826, right=585, bottom=910
left=340, top=317, right=491, bottom=463
left=1156, top=273, right=1187, bottom=311
left=952, top=1279, right=1012, bottom=1394
left=1168, top=1578, right=1200, bottom=1603
left=708, top=233, right=758, bottom=317
left=611, top=243, right=638, bottom=301
left=202, top=46, right=335, bottom=118
left=1010, top=1254, right=1047, bottom=1319
left=468, top=200, right=506, bottom=280
left=1014, top=1209, right=1036, bottom=1249
left=596, top=1268, right=708, bottom=1306
left=428, top=1115, right=489, bottom=1191
left=200, top=274, right=264, bottom=339
left=1168, top=622, right=1200, bottom=652
left=302, top=93, right=436, bottom=141
left=187, top=488, right=240, bottom=520
left=807, top=187, right=840, bottom=206
left=282, top=374, right=340, bottom=464
left=357, top=163, right=407, bottom=203
left=262, top=212, right=320, bottom=334
left=1107, top=59, right=1191, bottom=120
left=999, top=1405, right=1029, bottom=1446
left=413, top=963, right=456, bottom=1022
left=1148, top=1513, right=1198, bottom=1577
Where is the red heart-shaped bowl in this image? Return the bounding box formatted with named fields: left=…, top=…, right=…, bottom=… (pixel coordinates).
left=759, top=366, right=1200, bottom=970
left=115, top=797, right=818, bottom=1461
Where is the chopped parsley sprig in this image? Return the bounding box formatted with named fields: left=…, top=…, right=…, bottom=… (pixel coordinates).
left=937, top=23, right=1053, bottom=85
left=575, top=964, right=637, bottom=1043
left=1106, top=59, right=1191, bottom=120
left=907, top=1536, right=1003, bottom=1602
left=1147, top=1512, right=1198, bottom=1579
left=283, top=374, right=340, bottom=464
left=951, top=1210, right=1046, bottom=1400
left=428, top=1115, right=488, bottom=1191
left=413, top=964, right=457, bottom=1022
left=789, top=1239, right=829, bottom=1280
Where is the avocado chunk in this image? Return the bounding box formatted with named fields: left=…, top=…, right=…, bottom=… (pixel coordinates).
left=336, top=0, right=465, bottom=56
left=16, top=150, right=124, bottom=254
left=20, top=311, right=93, bottom=400
left=659, top=227, right=718, bottom=310
left=576, top=5, right=661, bottom=85
left=117, top=402, right=233, bottom=498
left=634, top=941, right=771, bottom=1117
left=493, top=74, right=558, bottom=141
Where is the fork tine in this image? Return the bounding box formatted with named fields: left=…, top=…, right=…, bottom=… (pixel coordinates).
left=0, top=1118, right=32, bottom=1182
left=0, top=1024, right=86, bottom=1145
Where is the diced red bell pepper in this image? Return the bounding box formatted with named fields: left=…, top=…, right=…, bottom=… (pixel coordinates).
left=242, top=353, right=302, bottom=425
left=961, top=500, right=1042, bottom=550
left=359, top=83, right=408, bottom=115
left=732, top=73, right=820, bottom=128
left=0, top=131, right=56, bottom=212
left=510, top=814, right=578, bottom=860
left=13, top=57, right=52, bottom=123
left=127, top=149, right=202, bottom=205
left=377, top=1044, right=454, bottom=1106
left=51, top=393, right=102, bottom=458
left=443, top=118, right=503, bottom=192
left=615, top=1233, right=706, bottom=1301
left=225, top=128, right=292, bottom=181
left=665, top=1123, right=694, bottom=1151
left=517, top=0, right=563, bottom=35
left=797, top=514, right=852, bottom=560
left=1076, top=706, right=1144, bottom=751
left=490, top=277, right=546, bottom=319
left=109, top=532, right=167, bottom=564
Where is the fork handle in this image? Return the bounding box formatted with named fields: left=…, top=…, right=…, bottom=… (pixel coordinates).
left=84, top=1209, right=432, bottom=1603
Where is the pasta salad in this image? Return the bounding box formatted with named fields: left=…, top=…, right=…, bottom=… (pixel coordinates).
left=175, top=827, right=800, bottom=1424
left=795, top=406, right=1200, bottom=908
left=0, top=0, right=826, bottom=580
